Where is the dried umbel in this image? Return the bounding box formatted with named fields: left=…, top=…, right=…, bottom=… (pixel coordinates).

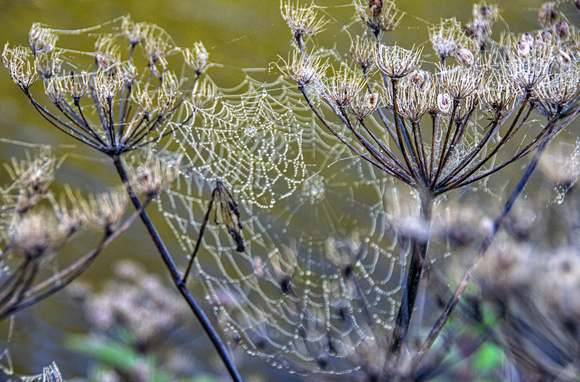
left=3, top=19, right=210, bottom=157
left=280, top=0, right=328, bottom=41
left=78, top=191, right=127, bottom=234
left=355, top=0, right=404, bottom=37
left=350, top=35, right=375, bottom=71
left=375, top=45, right=422, bottom=79
left=438, top=64, right=484, bottom=101
left=280, top=49, right=327, bottom=86
left=127, top=150, right=182, bottom=198
left=502, top=42, right=554, bottom=94
left=324, top=66, right=366, bottom=110
left=429, top=18, right=472, bottom=63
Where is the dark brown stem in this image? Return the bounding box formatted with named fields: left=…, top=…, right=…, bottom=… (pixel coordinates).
left=390, top=191, right=434, bottom=355
left=112, top=156, right=242, bottom=382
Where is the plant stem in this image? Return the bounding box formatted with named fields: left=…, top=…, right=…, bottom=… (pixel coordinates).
left=112, top=156, right=242, bottom=382
left=414, top=121, right=556, bottom=366
left=390, top=191, right=434, bottom=355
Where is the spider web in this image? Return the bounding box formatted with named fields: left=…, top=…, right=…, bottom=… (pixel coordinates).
left=158, top=75, right=410, bottom=375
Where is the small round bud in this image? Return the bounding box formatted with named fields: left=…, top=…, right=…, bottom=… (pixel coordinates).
left=455, top=48, right=474, bottom=66
left=539, top=2, right=557, bottom=28
left=437, top=93, right=452, bottom=113
left=554, top=21, right=569, bottom=39
left=516, top=41, right=531, bottom=57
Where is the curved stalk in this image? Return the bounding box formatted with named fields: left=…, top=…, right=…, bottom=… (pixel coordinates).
left=113, top=156, right=242, bottom=382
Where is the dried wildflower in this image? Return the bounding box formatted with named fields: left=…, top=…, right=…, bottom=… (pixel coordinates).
left=280, top=49, right=327, bottom=86
left=3, top=153, right=56, bottom=214
left=91, top=70, right=124, bottom=108
left=157, top=71, right=179, bottom=116
left=34, top=50, right=62, bottom=79
left=396, top=76, right=431, bottom=122
left=95, top=35, right=120, bottom=71
left=10, top=210, right=66, bottom=257
left=438, top=64, right=483, bottom=100
left=429, top=18, right=468, bottom=62
left=2, top=44, right=38, bottom=90
left=350, top=92, right=379, bottom=120
left=480, top=71, right=518, bottom=119
left=355, top=0, right=404, bottom=36
left=182, top=42, right=209, bottom=75
left=121, top=17, right=149, bottom=47
left=143, top=30, right=170, bottom=69
left=79, top=191, right=127, bottom=234
left=280, top=1, right=328, bottom=40
left=503, top=43, right=553, bottom=93
left=28, top=23, right=58, bottom=55
left=375, top=44, right=422, bottom=79
left=350, top=35, right=375, bottom=70
left=325, top=66, right=366, bottom=109
left=60, top=71, right=91, bottom=101
left=190, top=77, right=216, bottom=109
left=465, top=3, right=499, bottom=50
left=127, top=150, right=181, bottom=198
left=536, top=63, right=580, bottom=115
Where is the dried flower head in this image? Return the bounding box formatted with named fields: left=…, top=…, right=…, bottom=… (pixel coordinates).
left=375, top=44, right=422, bottom=79
left=396, top=75, right=431, bottom=122
left=3, top=152, right=56, bottom=213
left=2, top=44, right=38, bottom=90
left=121, top=17, right=150, bottom=46
left=28, top=23, right=58, bottom=55
left=438, top=64, right=484, bottom=100
left=536, top=62, right=580, bottom=116
left=94, top=35, right=120, bottom=72
left=127, top=150, right=181, bottom=198
left=355, top=0, right=404, bottom=36
left=143, top=29, right=170, bottom=69
left=324, top=66, right=366, bottom=109
left=60, top=71, right=91, bottom=101
left=280, top=1, right=328, bottom=40
left=429, top=18, right=468, bottom=61
left=182, top=42, right=209, bottom=75
left=79, top=191, right=127, bottom=234
left=34, top=50, right=62, bottom=79
left=10, top=210, right=66, bottom=258
left=503, top=42, right=554, bottom=93
left=350, top=92, right=379, bottom=120
left=480, top=71, right=519, bottom=119
left=190, top=77, right=216, bottom=109
left=350, top=35, right=375, bottom=70
left=280, top=49, right=327, bottom=86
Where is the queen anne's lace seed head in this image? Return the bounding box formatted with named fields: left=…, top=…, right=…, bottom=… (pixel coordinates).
left=2, top=44, right=38, bottom=90
left=325, top=66, right=366, bottom=110
left=438, top=64, right=484, bottom=101
left=355, top=0, right=404, bottom=36
left=280, top=49, right=327, bottom=87
left=480, top=71, right=519, bottom=120
left=375, top=45, right=422, bottom=79
left=350, top=35, right=375, bottom=71
left=280, top=1, right=328, bottom=40
left=183, top=42, right=209, bottom=75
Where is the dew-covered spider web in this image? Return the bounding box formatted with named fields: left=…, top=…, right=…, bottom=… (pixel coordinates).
left=157, top=70, right=420, bottom=376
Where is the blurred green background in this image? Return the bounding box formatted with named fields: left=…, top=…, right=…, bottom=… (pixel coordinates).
left=0, top=0, right=575, bottom=380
